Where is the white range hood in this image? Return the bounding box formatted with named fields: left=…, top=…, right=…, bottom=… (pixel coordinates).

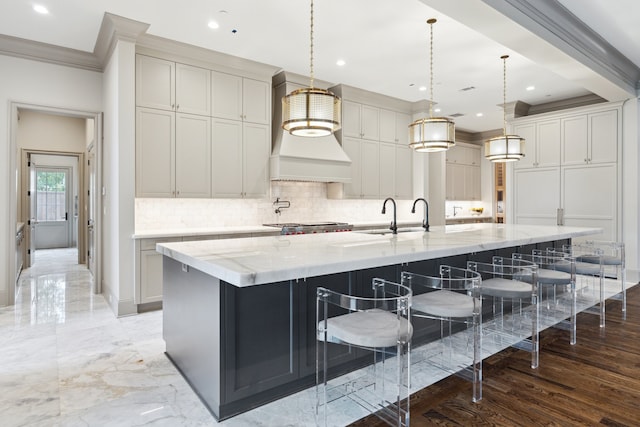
left=270, top=71, right=351, bottom=183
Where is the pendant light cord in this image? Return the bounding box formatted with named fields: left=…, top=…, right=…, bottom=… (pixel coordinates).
left=309, top=0, right=315, bottom=88
left=428, top=19, right=436, bottom=118
left=502, top=54, right=509, bottom=136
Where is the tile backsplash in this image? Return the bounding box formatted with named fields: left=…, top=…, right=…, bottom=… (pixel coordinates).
left=136, top=182, right=423, bottom=230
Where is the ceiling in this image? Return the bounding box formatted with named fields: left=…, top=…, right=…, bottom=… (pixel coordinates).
left=0, top=0, right=638, bottom=133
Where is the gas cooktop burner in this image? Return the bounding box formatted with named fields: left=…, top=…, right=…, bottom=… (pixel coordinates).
left=263, top=222, right=353, bottom=235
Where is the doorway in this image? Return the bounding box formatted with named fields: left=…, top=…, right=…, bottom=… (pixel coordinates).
left=9, top=104, right=103, bottom=307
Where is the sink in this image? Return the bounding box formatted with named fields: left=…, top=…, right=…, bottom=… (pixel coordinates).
left=358, top=228, right=425, bottom=236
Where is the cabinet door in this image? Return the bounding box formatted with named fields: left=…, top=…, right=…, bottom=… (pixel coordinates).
left=175, top=114, right=211, bottom=198
left=465, top=166, right=481, bottom=201
left=514, top=167, right=561, bottom=225
left=136, top=108, right=175, bottom=197
left=211, top=71, right=243, bottom=120
left=379, top=143, right=396, bottom=197
left=589, top=110, right=617, bottom=164
left=395, top=145, right=413, bottom=199
left=561, top=115, right=588, bottom=165
left=175, top=64, right=211, bottom=116
left=243, top=78, right=270, bottom=125
left=136, top=55, right=175, bottom=111
left=536, top=120, right=560, bottom=167
left=342, top=138, right=362, bottom=198
left=513, top=123, right=536, bottom=169
left=395, top=112, right=411, bottom=146
left=212, top=118, right=243, bottom=197
left=243, top=123, right=270, bottom=198
left=342, top=101, right=362, bottom=138
left=379, top=109, right=397, bottom=143
left=361, top=105, right=379, bottom=140
left=361, top=139, right=380, bottom=198
left=446, top=163, right=465, bottom=200
left=561, top=164, right=617, bottom=241
left=445, top=145, right=465, bottom=164
left=140, top=250, right=164, bottom=303
left=466, top=146, right=481, bottom=166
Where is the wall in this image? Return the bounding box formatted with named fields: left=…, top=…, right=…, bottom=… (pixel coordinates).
left=0, top=54, right=102, bottom=307
left=622, top=98, right=640, bottom=282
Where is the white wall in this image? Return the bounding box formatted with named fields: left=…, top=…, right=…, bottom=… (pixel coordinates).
left=622, top=98, right=639, bottom=282
left=0, top=54, right=102, bottom=307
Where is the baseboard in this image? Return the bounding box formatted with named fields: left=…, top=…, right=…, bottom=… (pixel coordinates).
left=0, top=288, right=8, bottom=307
left=117, top=298, right=138, bottom=317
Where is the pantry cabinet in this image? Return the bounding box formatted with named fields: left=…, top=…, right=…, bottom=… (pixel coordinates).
left=211, top=71, right=270, bottom=125
left=513, top=119, right=561, bottom=169
left=561, top=109, right=617, bottom=165
left=445, top=144, right=481, bottom=201
left=342, top=137, right=380, bottom=199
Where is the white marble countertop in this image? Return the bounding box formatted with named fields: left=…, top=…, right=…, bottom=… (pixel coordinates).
left=156, top=223, right=601, bottom=287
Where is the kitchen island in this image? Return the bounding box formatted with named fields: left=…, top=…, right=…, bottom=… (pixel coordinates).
left=157, top=223, right=600, bottom=420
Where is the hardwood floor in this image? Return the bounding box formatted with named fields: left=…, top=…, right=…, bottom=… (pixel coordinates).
left=350, top=284, right=640, bottom=427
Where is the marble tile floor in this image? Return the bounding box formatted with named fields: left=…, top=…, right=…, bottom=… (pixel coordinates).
left=1, top=248, right=634, bottom=427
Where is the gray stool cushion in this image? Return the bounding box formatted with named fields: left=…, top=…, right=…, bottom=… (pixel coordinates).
left=518, top=268, right=572, bottom=286
left=413, top=290, right=475, bottom=318
left=319, top=308, right=413, bottom=348
left=555, top=261, right=601, bottom=276
left=577, top=254, right=622, bottom=266
left=482, top=277, right=531, bottom=299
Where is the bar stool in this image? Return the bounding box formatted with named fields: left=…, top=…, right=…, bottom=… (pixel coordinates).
left=574, top=240, right=626, bottom=320
left=316, top=278, right=413, bottom=427
left=467, top=256, right=539, bottom=368
left=513, top=251, right=577, bottom=345
left=401, top=265, right=483, bottom=402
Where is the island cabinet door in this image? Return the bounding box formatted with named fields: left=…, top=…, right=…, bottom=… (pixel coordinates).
left=221, top=280, right=301, bottom=405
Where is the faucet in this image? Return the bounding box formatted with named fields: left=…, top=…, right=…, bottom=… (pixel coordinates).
left=411, top=198, right=430, bottom=232
left=273, top=197, right=291, bottom=215
left=381, top=197, right=398, bottom=234
left=453, top=206, right=463, bottom=217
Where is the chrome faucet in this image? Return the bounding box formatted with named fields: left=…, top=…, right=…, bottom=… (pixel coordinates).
left=411, top=198, right=430, bottom=231
left=381, top=197, right=398, bottom=234
left=453, top=206, right=463, bottom=217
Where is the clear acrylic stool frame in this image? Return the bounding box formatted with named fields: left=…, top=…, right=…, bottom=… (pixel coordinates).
left=400, top=265, right=483, bottom=402
left=316, top=278, right=412, bottom=427
left=512, top=251, right=578, bottom=345
left=467, top=256, right=540, bottom=369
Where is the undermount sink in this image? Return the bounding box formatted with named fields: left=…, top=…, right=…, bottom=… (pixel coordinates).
left=359, top=228, right=425, bottom=236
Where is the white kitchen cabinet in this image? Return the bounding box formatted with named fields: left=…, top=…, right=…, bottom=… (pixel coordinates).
left=380, top=110, right=411, bottom=145
left=136, top=237, right=181, bottom=305
left=513, top=119, right=560, bottom=169
left=343, top=137, right=380, bottom=199
left=394, top=145, right=413, bottom=199
left=379, top=143, right=395, bottom=197
left=211, top=118, right=269, bottom=198
left=562, top=110, right=618, bottom=165
left=136, top=55, right=211, bottom=116
left=212, top=71, right=270, bottom=125
left=136, top=108, right=211, bottom=198
left=342, top=101, right=380, bottom=140
left=445, top=144, right=481, bottom=200
left=514, top=167, right=561, bottom=225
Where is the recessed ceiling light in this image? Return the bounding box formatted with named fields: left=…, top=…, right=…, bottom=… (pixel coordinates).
left=33, top=4, right=49, bottom=14
left=526, top=85, right=535, bottom=91
left=336, top=59, right=346, bottom=66
left=434, top=108, right=441, bottom=113
left=476, top=113, right=483, bottom=117
left=208, top=20, right=220, bottom=29
left=418, top=86, right=427, bottom=92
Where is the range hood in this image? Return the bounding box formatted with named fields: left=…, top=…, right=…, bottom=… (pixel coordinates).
left=270, top=71, right=351, bottom=183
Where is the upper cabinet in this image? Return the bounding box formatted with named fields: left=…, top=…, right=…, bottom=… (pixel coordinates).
left=445, top=144, right=481, bottom=201
left=562, top=110, right=618, bottom=165
left=342, top=101, right=380, bottom=140
left=212, top=71, right=270, bottom=125
left=379, top=109, right=411, bottom=145
left=513, top=119, right=560, bottom=169
left=136, top=55, right=211, bottom=116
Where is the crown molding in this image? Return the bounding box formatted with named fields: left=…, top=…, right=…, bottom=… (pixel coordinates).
left=0, top=34, right=101, bottom=72
left=482, top=0, right=640, bottom=96
left=94, top=13, right=150, bottom=67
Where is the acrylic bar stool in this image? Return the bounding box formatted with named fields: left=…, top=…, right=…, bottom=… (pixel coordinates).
left=574, top=240, right=626, bottom=320
left=513, top=251, right=577, bottom=345
left=401, top=265, right=483, bottom=402
left=467, top=256, right=539, bottom=369
left=316, top=278, right=413, bottom=427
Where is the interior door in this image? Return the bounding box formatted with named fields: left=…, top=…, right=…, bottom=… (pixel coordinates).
left=87, top=149, right=96, bottom=276
left=28, top=156, right=37, bottom=267
left=34, top=167, right=72, bottom=249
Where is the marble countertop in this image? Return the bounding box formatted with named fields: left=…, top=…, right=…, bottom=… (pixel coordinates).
left=156, top=223, right=601, bottom=287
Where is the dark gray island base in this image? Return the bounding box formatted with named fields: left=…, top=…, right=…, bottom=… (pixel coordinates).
left=160, top=226, right=590, bottom=420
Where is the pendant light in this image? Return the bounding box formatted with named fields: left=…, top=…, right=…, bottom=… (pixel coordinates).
left=409, top=18, right=455, bottom=152
left=484, top=55, right=525, bottom=162
left=282, top=0, right=341, bottom=137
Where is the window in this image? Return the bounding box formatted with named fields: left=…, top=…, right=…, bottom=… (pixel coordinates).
left=36, top=169, right=66, bottom=222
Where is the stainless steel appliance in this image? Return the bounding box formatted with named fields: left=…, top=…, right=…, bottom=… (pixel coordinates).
left=263, top=222, right=353, bottom=235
